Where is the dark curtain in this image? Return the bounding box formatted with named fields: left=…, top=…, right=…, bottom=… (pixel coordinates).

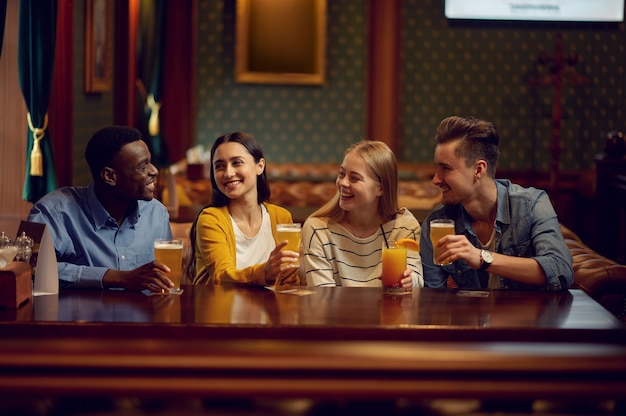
left=18, top=0, right=58, bottom=203
left=137, top=0, right=168, bottom=168
left=0, top=0, right=7, bottom=58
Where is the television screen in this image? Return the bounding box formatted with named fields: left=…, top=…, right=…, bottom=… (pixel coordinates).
left=445, top=0, right=625, bottom=22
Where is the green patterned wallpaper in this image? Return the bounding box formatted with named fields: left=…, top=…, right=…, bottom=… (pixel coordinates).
left=402, top=0, right=625, bottom=172
left=195, top=0, right=367, bottom=164
left=195, top=0, right=625, bottom=171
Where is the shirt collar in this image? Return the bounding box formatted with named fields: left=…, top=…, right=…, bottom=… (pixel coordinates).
left=87, top=182, right=140, bottom=230
left=494, top=179, right=512, bottom=227
left=456, top=179, right=511, bottom=237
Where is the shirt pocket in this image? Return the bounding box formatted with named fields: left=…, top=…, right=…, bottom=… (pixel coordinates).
left=136, top=252, right=153, bottom=265
left=503, top=238, right=532, bottom=257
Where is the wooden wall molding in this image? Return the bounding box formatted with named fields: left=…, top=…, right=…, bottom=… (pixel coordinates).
left=49, top=0, right=73, bottom=187
left=367, top=0, right=401, bottom=155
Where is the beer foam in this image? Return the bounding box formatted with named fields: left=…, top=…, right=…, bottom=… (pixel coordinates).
left=155, top=242, right=182, bottom=249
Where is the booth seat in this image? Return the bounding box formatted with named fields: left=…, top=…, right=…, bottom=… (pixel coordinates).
left=169, top=162, right=442, bottom=223
left=562, top=225, right=626, bottom=322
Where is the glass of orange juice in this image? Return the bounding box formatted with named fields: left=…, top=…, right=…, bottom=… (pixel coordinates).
left=381, top=240, right=409, bottom=292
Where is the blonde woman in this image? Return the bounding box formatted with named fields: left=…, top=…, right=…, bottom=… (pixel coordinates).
left=301, top=140, right=423, bottom=288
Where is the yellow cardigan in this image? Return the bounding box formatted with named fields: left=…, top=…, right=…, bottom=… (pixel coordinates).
left=193, top=203, right=293, bottom=285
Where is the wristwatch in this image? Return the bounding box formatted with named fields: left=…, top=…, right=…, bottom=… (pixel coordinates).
left=478, top=249, right=493, bottom=271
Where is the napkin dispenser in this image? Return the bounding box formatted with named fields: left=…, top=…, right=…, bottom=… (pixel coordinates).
left=0, top=261, right=32, bottom=308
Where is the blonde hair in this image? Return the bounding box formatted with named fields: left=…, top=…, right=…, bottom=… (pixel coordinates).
left=310, top=140, right=399, bottom=222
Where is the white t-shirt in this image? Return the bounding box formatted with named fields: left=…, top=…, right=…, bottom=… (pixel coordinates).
left=231, top=204, right=274, bottom=270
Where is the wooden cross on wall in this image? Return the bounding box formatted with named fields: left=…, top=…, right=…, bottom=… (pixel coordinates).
left=528, top=33, right=589, bottom=202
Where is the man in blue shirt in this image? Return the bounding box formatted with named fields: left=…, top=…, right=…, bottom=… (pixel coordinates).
left=420, top=116, right=574, bottom=291
left=28, top=126, right=175, bottom=292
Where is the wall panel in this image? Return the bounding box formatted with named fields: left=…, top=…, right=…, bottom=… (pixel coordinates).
left=0, top=0, right=32, bottom=235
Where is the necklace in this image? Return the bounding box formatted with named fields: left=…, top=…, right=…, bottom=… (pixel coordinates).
left=343, top=220, right=380, bottom=238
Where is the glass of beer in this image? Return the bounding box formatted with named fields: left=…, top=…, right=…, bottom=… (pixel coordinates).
left=154, top=239, right=184, bottom=293
left=276, top=223, right=301, bottom=268
left=381, top=240, right=409, bottom=292
left=430, top=219, right=455, bottom=266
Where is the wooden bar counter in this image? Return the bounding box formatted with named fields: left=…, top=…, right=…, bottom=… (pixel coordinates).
left=0, top=286, right=625, bottom=402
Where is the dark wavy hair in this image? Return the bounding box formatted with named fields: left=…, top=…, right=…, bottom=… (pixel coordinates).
left=186, top=132, right=270, bottom=279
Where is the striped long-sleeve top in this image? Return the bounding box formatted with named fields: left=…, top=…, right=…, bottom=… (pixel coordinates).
left=301, top=208, right=423, bottom=287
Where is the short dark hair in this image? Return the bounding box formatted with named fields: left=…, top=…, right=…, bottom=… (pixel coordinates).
left=435, top=116, right=500, bottom=177
left=84, top=126, right=143, bottom=178
left=209, top=132, right=270, bottom=207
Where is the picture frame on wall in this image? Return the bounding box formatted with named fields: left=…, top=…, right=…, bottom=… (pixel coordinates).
left=84, top=0, right=112, bottom=93
left=235, top=0, right=327, bottom=85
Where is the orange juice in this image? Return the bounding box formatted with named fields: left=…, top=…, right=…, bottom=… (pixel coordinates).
left=381, top=241, right=407, bottom=291
left=154, top=239, right=183, bottom=289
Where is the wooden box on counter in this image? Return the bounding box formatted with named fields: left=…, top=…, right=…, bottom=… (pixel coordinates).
left=0, top=261, right=32, bottom=309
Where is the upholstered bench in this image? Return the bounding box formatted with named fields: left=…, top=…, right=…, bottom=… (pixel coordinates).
left=168, top=162, right=442, bottom=223
left=562, top=225, right=626, bottom=322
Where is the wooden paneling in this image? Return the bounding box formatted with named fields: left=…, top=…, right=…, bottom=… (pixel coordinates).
left=0, top=0, right=32, bottom=236
left=113, top=0, right=139, bottom=127
left=367, top=0, right=401, bottom=153
left=0, top=286, right=625, bottom=401
left=161, top=0, right=196, bottom=163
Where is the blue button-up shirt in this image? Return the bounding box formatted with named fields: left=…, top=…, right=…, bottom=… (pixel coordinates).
left=420, top=179, right=574, bottom=291
left=28, top=183, right=172, bottom=289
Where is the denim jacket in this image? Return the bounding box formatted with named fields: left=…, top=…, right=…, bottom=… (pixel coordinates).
left=420, top=179, right=574, bottom=291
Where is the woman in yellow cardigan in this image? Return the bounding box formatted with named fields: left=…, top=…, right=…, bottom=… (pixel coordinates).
left=188, top=132, right=300, bottom=285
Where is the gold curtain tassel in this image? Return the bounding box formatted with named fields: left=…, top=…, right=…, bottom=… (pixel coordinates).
left=30, top=137, right=43, bottom=176
left=27, top=112, right=48, bottom=177
left=147, top=94, right=161, bottom=136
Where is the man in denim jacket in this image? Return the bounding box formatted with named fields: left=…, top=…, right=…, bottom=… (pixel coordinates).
left=420, top=116, right=574, bottom=291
